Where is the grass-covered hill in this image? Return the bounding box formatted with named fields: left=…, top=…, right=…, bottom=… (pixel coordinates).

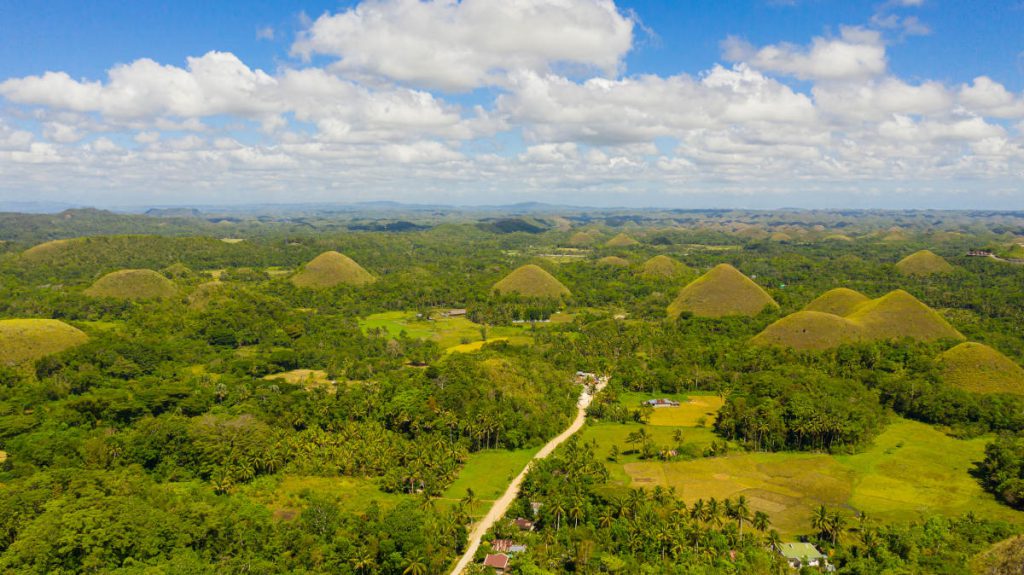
left=803, top=287, right=871, bottom=316
left=290, top=251, right=376, bottom=289
left=754, top=289, right=964, bottom=350
left=492, top=264, right=570, bottom=298
left=667, top=263, right=777, bottom=318
left=937, top=342, right=1024, bottom=395
left=188, top=280, right=226, bottom=310
left=751, top=310, right=866, bottom=350
left=640, top=255, right=691, bottom=279
left=895, top=249, right=956, bottom=276
left=596, top=256, right=630, bottom=267
left=84, top=269, right=178, bottom=300
left=0, top=319, right=88, bottom=365
left=605, top=232, right=640, bottom=247
left=566, top=231, right=596, bottom=246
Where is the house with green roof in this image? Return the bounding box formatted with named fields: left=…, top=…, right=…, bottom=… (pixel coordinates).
left=778, top=542, right=829, bottom=570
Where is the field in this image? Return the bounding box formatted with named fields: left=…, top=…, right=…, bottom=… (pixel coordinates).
left=263, top=369, right=336, bottom=392
left=243, top=475, right=407, bottom=520
left=441, top=448, right=537, bottom=517
left=359, top=311, right=535, bottom=351
left=613, top=419, right=1021, bottom=536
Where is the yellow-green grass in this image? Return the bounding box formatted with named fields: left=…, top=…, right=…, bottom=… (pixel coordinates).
left=803, top=288, right=870, bottom=316
left=21, top=238, right=75, bottom=260
left=567, top=231, right=596, bottom=246
left=243, top=475, right=406, bottom=520
left=616, top=392, right=724, bottom=427
left=597, top=256, right=630, bottom=267
left=895, top=249, right=956, bottom=276
left=187, top=280, right=226, bottom=310
left=0, top=318, right=89, bottom=365
left=359, top=311, right=534, bottom=351
left=667, top=263, right=778, bottom=318
left=84, top=269, right=177, bottom=300
left=937, top=342, right=1024, bottom=395
left=971, top=535, right=1024, bottom=575
left=846, top=289, right=964, bottom=342
left=263, top=369, right=335, bottom=392
left=605, top=233, right=640, bottom=247
left=161, top=262, right=193, bottom=278
left=751, top=311, right=866, bottom=351
left=442, top=449, right=537, bottom=516
left=640, top=255, right=691, bottom=279
left=291, top=251, right=375, bottom=288
left=769, top=232, right=793, bottom=242
left=619, top=419, right=1021, bottom=536
left=492, top=264, right=570, bottom=298
left=0, top=450, right=6, bottom=463
left=823, top=234, right=854, bottom=242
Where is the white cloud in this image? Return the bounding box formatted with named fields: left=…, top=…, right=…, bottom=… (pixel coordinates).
left=291, top=0, right=635, bottom=91
left=723, top=26, right=887, bottom=81
left=256, top=26, right=275, bottom=41
left=959, top=76, right=1024, bottom=118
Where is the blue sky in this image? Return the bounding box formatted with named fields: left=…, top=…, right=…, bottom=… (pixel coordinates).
left=0, top=0, right=1022, bottom=208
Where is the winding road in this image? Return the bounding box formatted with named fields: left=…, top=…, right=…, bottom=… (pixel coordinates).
left=449, top=380, right=606, bottom=575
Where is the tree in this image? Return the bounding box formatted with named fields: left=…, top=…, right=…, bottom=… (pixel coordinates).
left=752, top=510, right=770, bottom=533
left=403, top=557, right=428, bottom=575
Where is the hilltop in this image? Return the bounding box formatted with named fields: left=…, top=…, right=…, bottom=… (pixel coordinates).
left=754, top=289, right=964, bottom=350
left=85, top=269, right=178, bottom=300
left=895, top=250, right=955, bottom=276
left=567, top=231, right=596, bottom=246
left=492, top=264, right=570, bottom=298
left=937, top=342, right=1024, bottom=395
left=804, top=288, right=871, bottom=316
left=605, top=233, right=640, bottom=247
left=640, top=255, right=691, bottom=279
left=667, top=264, right=777, bottom=318
left=846, top=290, right=964, bottom=342
left=188, top=280, right=226, bottom=310
left=0, top=319, right=89, bottom=365
left=597, top=256, right=630, bottom=267
left=751, top=311, right=865, bottom=350
left=291, top=251, right=376, bottom=288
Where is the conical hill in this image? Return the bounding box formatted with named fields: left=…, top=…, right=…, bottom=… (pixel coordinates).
left=84, top=269, right=177, bottom=300
left=803, top=288, right=871, bottom=316
left=492, top=264, right=570, bottom=298
left=291, top=251, right=375, bottom=288
left=895, top=250, right=955, bottom=276
left=667, top=264, right=777, bottom=318
left=937, top=342, right=1024, bottom=395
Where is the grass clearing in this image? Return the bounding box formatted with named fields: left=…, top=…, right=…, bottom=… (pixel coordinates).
left=442, top=448, right=537, bottom=516
left=243, top=475, right=406, bottom=521
left=360, top=311, right=535, bottom=351
left=263, top=369, right=336, bottom=392
left=610, top=418, right=1022, bottom=536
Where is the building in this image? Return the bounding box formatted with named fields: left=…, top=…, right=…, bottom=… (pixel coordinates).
left=513, top=517, right=535, bottom=531
left=483, top=553, right=510, bottom=573
left=778, top=542, right=829, bottom=570
left=642, top=398, right=681, bottom=408
left=444, top=308, right=468, bottom=317
left=492, top=539, right=527, bottom=554
left=967, top=250, right=994, bottom=257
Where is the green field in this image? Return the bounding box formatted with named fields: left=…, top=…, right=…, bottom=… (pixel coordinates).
left=359, top=310, right=535, bottom=351
left=441, top=448, right=537, bottom=516
left=243, top=475, right=407, bottom=520
left=614, top=419, right=1022, bottom=536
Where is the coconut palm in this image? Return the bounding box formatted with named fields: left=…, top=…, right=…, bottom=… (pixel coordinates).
left=734, top=495, right=750, bottom=536
left=402, top=557, right=427, bottom=575
left=752, top=510, right=770, bottom=533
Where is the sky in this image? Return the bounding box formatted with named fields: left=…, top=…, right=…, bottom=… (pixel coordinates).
left=0, top=0, right=1023, bottom=209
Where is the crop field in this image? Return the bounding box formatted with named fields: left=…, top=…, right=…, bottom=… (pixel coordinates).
left=441, top=448, right=537, bottom=517
left=617, top=419, right=1022, bottom=535
left=617, top=391, right=724, bottom=427
left=359, top=310, right=536, bottom=350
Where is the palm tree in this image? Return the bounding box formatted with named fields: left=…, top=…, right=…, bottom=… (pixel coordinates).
left=752, top=510, right=770, bottom=533
left=551, top=499, right=566, bottom=532
left=598, top=508, right=615, bottom=529
left=461, top=487, right=476, bottom=513
left=766, top=529, right=782, bottom=553
left=828, top=511, right=846, bottom=546
left=812, top=505, right=830, bottom=540
left=402, top=557, right=427, bottom=575
left=734, top=495, right=750, bottom=536
left=569, top=498, right=584, bottom=529
left=351, top=551, right=376, bottom=575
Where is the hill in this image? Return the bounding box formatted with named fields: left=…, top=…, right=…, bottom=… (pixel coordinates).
left=667, top=264, right=777, bottom=318
left=567, top=231, right=596, bottom=247
left=937, top=342, right=1024, bottom=395
left=492, top=264, right=570, bottom=298
left=605, top=233, right=640, bottom=247
left=597, top=256, right=630, bottom=267
left=84, top=269, right=178, bottom=300
left=846, top=290, right=964, bottom=342
left=972, top=535, right=1024, bottom=575
left=291, top=251, right=376, bottom=289
left=0, top=319, right=89, bottom=366
left=895, top=250, right=955, bottom=276
left=640, top=255, right=691, bottom=279
left=188, top=280, right=226, bottom=310
left=803, top=288, right=871, bottom=316
left=751, top=311, right=865, bottom=350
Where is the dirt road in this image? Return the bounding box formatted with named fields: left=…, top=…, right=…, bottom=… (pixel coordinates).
left=448, top=381, right=605, bottom=575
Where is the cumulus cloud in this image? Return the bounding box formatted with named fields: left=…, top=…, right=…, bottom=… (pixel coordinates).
left=291, top=0, right=635, bottom=91
left=723, top=26, right=887, bottom=81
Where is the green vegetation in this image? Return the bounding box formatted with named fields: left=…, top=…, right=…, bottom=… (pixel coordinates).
left=938, top=342, right=1024, bottom=395
left=972, top=535, right=1024, bottom=574
left=290, top=250, right=375, bottom=288
left=895, top=249, right=956, bottom=276
left=667, top=263, right=777, bottom=318
left=596, top=255, right=630, bottom=267
left=977, top=433, right=1024, bottom=510
left=491, top=263, right=570, bottom=298
left=566, top=231, right=596, bottom=246
left=84, top=269, right=177, bottom=300
left=441, top=448, right=536, bottom=514
left=0, top=319, right=88, bottom=365
left=605, top=232, right=639, bottom=247
left=640, top=254, right=690, bottom=279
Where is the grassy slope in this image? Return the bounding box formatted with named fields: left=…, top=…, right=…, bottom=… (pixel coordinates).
left=803, top=288, right=870, bottom=316
left=640, top=255, right=691, bottom=279
left=492, top=264, right=571, bottom=298
left=597, top=256, right=630, bottom=267
left=937, top=342, right=1024, bottom=395
left=291, top=251, right=375, bottom=288
left=605, top=233, right=640, bottom=247
left=846, top=289, right=964, bottom=342
left=359, top=311, right=534, bottom=350
left=84, top=269, right=177, bottom=300
left=895, top=249, right=956, bottom=276
left=751, top=310, right=865, bottom=351
left=667, top=263, right=778, bottom=318
left=0, top=319, right=89, bottom=365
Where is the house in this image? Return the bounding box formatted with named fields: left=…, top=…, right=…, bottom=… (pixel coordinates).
left=492, top=540, right=527, bottom=554
left=530, top=501, right=543, bottom=518
left=642, top=398, right=680, bottom=408
left=967, top=250, right=994, bottom=257
left=444, top=308, right=468, bottom=317
left=483, top=553, right=510, bottom=572
left=513, top=517, right=535, bottom=531
left=778, top=542, right=829, bottom=570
